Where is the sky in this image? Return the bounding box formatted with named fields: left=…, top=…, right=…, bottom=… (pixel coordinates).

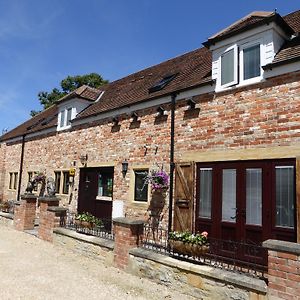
left=0, top=0, right=299, bottom=132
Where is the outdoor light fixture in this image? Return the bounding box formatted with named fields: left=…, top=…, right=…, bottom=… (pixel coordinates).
left=131, top=112, right=138, bottom=122
left=80, top=154, right=88, bottom=166
left=122, top=159, right=128, bottom=178
left=157, top=106, right=165, bottom=116
left=187, top=98, right=196, bottom=110
left=113, top=117, right=119, bottom=126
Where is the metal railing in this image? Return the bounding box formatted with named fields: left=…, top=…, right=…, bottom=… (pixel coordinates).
left=141, top=224, right=267, bottom=279
left=64, top=212, right=114, bottom=241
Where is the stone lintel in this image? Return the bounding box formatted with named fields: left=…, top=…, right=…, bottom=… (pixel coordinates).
left=113, top=217, right=144, bottom=226
left=263, top=239, right=300, bottom=255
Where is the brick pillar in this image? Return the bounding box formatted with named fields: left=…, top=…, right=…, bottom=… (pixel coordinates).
left=263, top=239, right=300, bottom=300
left=113, top=217, right=144, bottom=270
left=38, top=206, right=67, bottom=242
left=13, top=194, right=37, bottom=231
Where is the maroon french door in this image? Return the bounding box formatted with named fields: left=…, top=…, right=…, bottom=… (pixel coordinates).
left=196, top=159, right=296, bottom=264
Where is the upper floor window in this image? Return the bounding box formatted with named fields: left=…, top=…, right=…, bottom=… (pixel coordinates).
left=58, top=107, right=74, bottom=130
left=134, top=170, right=148, bottom=202
left=218, top=41, right=262, bottom=90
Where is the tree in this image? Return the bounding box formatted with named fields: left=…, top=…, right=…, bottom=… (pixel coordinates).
left=31, top=73, right=108, bottom=116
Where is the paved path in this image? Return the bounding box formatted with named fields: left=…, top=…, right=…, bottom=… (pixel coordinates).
left=0, top=226, right=195, bottom=300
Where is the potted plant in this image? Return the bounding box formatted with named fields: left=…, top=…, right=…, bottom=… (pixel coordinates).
left=75, top=212, right=102, bottom=230
left=169, top=231, right=209, bottom=256
left=146, top=168, right=169, bottom=192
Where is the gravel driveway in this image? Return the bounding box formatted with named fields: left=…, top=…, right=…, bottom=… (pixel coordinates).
left=0, top=225, right=195, bottom=300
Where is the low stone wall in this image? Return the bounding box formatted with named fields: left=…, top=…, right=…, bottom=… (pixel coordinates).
left=53, top=228, right=114, bottom=266
left=128, top=248, right=267, bottom=300
left=0, top=212, right=13, bottom=227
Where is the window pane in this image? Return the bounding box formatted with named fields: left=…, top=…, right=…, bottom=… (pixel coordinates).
left=98, top=172, right=113, bottom=197
left=62, top=172, right=69, bottom=194
left=60, top=111, right=65, bottom=127
left=222, top=169, right=236, bottom=222
left=199, top=168, right=212, bottom=218
left=134, top=170, right=148, bottom=202
left=244, top=44, right=260, bottom=80
left=9, top=173, right=13, bottom=189
left=66, top=108, right=72, bottom=126
left=221, top=49, right=234, bottom=85
left=276, top=166, right=294, bottom=228
left=246, top=168, right=262, bottom=225
left=14, top=173, right=18, bottom=190
left=55, top=172, right=61, bottom=194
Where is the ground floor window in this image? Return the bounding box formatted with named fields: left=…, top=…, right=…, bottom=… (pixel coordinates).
left=8, top=172, right=18, bottom=190
left=134, top=170, right=148, bottom=202
left=196, top=159, right=296, bottom=245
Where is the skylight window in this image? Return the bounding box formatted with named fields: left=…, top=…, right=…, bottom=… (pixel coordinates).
left=148, top=73, right=177, bottom=93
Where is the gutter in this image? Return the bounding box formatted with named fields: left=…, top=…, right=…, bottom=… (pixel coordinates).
left=17, top=134, right=25, bottom=201
left=263, top=56, right=300, bottom=70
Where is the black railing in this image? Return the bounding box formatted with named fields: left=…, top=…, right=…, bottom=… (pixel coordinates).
left=141, top=224, right=267, bottom=279
left=65, top=212, right=114, bottom=241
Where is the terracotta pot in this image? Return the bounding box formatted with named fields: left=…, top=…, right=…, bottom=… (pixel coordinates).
left=81, top=221, right=94, bottom=229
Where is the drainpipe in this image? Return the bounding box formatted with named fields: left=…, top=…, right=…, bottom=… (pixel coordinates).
left=17, top=135, right=25, bottom=201
left=168, top=93, right=177, bottom=234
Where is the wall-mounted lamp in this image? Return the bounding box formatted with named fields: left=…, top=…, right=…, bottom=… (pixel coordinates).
left=131, top=112, right=138, bottom=122
left=187, top=98, right=196, bottom=110
left=122, top=159, right=128, bottom=178
left=80, top=154, right=88, bottom=166
left=113, top=116, right=119, bottom=126
left=157, top=106, right=165, bottom=116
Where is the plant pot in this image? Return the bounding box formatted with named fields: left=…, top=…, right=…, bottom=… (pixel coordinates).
left=81, top=221, right=95, bottom=229
left=169, top=240, right=209, bottom=256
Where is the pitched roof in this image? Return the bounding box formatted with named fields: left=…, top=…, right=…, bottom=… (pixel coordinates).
left=77, top=47, right=212, bottom=119
left=1, top=9, right=300, bottom=142
left=203, top=11, right=294, bottom=47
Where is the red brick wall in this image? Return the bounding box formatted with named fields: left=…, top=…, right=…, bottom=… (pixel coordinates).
left=1, top=71, right=300, bottom=221
left=267, top=249, right=300, bottom=300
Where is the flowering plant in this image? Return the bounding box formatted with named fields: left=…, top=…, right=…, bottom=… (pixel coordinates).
left=169, top=231, right=208, bottom=246
left=146, top=169, right=169, bottom=191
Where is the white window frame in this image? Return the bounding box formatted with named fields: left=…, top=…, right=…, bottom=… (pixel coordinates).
left=239, top=40, right=263, bottom=86
left=58, top=107, right=74, bottom=131
left=220, top=44, right=238, bottom=88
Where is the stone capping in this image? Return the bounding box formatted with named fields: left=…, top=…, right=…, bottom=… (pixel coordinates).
left=53, top=227, right=114, bottom=250
left=38, top=196, right=60, bottom=203
left=262, top=239, right=300, bottom=255
left=0, top=211, right=14, bottom=220
left=113, top=217, right=144, bottom=226
left=47, top=206, right=67, bottom=213
left=21, top=194, right=38, bottom=200
left=129, top=248, right=267, bottom=294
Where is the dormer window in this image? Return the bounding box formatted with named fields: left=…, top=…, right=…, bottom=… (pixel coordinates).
left=221, top=45, right=238, bottom=87
left=58, top=107, right=74, bottom=130
left=242, top=44, right=261, bottom=80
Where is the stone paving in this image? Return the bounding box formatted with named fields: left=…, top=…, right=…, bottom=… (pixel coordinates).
left=0, top=225, right=196, bottom=300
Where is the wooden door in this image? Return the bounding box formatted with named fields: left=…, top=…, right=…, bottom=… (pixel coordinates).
left=173, top=162, right=195, bottom=231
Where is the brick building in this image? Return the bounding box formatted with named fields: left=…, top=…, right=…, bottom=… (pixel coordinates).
left=1, top=9, right=300, bottom=257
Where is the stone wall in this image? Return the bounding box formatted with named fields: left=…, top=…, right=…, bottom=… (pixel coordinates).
left=263, top=239, right=300, bottom=300
left=1, top=71, right=300, bottom=220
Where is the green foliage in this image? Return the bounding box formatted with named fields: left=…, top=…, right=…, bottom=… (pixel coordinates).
left=75, top=212, right=103, bottom=227
left=31, top=73, right=108, bottom=116
left=169, top=231, right=208, bottom=245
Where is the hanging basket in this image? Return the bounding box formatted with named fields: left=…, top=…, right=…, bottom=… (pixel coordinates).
left=169, top=240, right=209, bottom=256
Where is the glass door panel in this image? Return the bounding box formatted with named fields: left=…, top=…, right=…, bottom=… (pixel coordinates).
left=222, top=169, right=236, bottom=222
left=246, top=168, right=262, bottom=226
left=198, top=168, right=212, bottom=219
left=275, top=166, right=295, bottom=228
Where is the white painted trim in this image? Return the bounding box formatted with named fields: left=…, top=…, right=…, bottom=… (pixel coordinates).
left=265, top=61, right=300, bottom=78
